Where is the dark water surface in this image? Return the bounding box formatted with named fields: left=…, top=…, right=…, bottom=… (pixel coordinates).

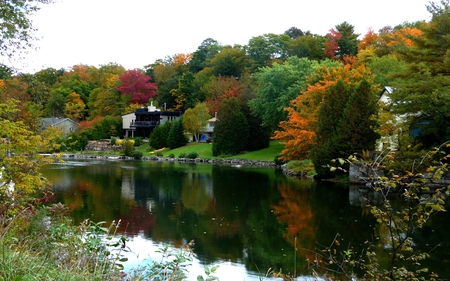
left=41, top=159, right=450, bottom=280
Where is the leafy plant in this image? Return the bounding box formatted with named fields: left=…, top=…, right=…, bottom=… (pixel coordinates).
left=316, top=141, right=450, bottom=280
left=186, top=152, right=199, bottom=159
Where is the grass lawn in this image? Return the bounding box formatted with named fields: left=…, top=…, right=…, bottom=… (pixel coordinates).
left=152, top=140, right=284, bottom=162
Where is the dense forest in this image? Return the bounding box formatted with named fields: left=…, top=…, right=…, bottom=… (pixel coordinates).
left=1, top=1, right=450, bottom=176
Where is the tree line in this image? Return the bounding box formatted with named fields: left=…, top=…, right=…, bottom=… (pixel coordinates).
left=1, top=0, right=450, bottom=177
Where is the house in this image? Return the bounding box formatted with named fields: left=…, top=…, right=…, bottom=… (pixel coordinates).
left=377, top=86, right=427, bottom=151
left=41, top=117, right=79, bottom=136
left=200, top=115, right=217, bottom=142
left=122, top=102, right=182, bottom=138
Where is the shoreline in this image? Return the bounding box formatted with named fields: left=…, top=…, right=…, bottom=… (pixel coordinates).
left=58, top=153, right=310, bottom=178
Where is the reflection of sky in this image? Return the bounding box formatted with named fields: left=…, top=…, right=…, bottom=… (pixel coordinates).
left=121, top=235, right=317, bottom=281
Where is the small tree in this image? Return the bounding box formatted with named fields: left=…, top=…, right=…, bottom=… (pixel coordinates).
left=0, top=99, right=56, bottom=215
left=212, top=98, right=249, bottom=156
left=149, top=121, right=172, bottom=150
left=182, top=102, right=211, bottom=142
left=167, top=118, right=188, bottom=149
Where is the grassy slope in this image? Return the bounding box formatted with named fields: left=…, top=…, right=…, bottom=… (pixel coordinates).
left=149, top=140, right=284, bottom=162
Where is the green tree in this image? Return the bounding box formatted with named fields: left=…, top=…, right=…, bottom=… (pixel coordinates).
left=210, top=46, right=248, bottom=78
left=366, top=54, right=407, bottom=88
left=0, top=99, right=55, bottom=214
left=0, top=0, right=55, bottom=62
left=249, top=57, right=340, bottom=133
left=46, top=92, right=65, bottom=117
left=212, top=97, right=249, bottom=156
left=182, top=102, right=210, bottom=142
left=171, top=72, right=201, bottom=111
left=246, top=33, right=291, bottom=71
left=167, top=118, right=187, bottom=149
left=287, top=34, right=326, bottom=60
left=310, top=78, right=379, bottom=177
left=189, top=38, right=223, bottom=73
left=391, top=0, right=450, bottom=147
left=335, top=21, right=359, bottom=58
left=149, top=121, right=172, bottom=149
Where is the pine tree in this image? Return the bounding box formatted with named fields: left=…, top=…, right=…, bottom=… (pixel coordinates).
left=167, top=118, right=187, bottom=149
left=212, top=98, right=249, bottom=156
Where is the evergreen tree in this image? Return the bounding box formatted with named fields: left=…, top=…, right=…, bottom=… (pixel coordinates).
left=391, top=0, right=450, bottom=147
left=212, top=98, right=249, bottom=156
left=310, top=79, right=379, bottom=177
left=167, top=118, right=188, bottom=149
left=149, top=121, right=172, bottom=149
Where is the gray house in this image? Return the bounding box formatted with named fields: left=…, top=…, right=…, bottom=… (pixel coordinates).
left=41, top=117, right=80, bottom=136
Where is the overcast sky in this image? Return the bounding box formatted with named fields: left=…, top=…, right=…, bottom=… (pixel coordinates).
left=12, top=0, right=432, bottom=74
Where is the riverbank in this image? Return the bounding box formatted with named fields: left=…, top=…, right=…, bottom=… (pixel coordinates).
left=60, top=153, right=316, bottom=180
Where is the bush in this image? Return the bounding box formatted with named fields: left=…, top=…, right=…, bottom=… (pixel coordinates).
left=274, top=155, right=285, bottom=165
left=122, top=140, right=135, bottom=156
left=155, top=151, right=163, bottom=157
left=129, top=151, right=143, bottom=159
left=133, top=137, right=141, bottom=146
left=167, top=153, right=175, bottom=158
left=179, top=153, right=186, bottom=158
left=186, top=152, right=199, bottom=159
left=110, top=138, right=116, bottom=145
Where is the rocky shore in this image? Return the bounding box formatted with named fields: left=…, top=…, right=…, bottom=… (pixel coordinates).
left=61, top=153, right=280, bottom=168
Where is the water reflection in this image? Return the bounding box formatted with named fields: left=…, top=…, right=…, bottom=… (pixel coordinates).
left=41, top=159, right=450, bottom=280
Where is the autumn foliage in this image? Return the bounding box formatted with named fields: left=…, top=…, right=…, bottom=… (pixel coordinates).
left=273, top=64, right=376, bottom=162
left=116, top=69, right=157, bottom=105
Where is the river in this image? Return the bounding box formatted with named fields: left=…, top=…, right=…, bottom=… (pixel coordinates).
left=40, top=159, right=450, bottom=280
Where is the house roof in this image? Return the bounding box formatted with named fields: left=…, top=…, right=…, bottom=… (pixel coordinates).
left=42, top=117, right=79, bottom=127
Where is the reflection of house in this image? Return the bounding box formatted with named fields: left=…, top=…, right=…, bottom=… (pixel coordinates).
left=41, top=117, right=79, bottom=136
left=122, top=102, right=182, bottom=138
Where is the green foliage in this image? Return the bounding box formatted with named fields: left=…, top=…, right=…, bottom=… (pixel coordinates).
left=1, top=205, right=127, bottom=281
left=0, top=0, right=55, bottom=61
left=167, top=118, right=188, bottom=149
left=133, top=137, right=141, bottom=146
left=0, top=100, right=56, bottom=214
left=149, top=121, right=172, bottom=149
left=111, top=137, right=117, bottom=145
left=248, top=57, right=340, bottom=132
left=186, top=152, right=199, bottom=159
left=320, top=142, right=450, bottom=280
left=129, top=151, right=143, bottom=159
left=212, top=98, right=249, bottom=156
left=273, top=155, right=285, bottom=165
left=310, top=79, right=379, bottom=178
left=122, top=139, right=135, bottom=156
left=391, top=0, right=450, bottom=147
left=178, top=153, right=186, bottom=158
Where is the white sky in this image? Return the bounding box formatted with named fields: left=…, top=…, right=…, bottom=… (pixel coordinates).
left=12, top=0, right=432, bottom=74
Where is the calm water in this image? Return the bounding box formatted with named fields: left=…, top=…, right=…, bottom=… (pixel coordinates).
left=41, top=159, right=450, bottom=280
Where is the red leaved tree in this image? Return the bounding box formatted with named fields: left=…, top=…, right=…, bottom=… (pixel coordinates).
left=116, top=69, right=157, bottom=105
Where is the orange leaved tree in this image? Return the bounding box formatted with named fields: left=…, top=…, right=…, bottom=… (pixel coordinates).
left=273, top=64, right=377, bottom=163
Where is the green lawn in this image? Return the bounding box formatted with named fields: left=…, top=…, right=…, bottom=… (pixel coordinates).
left=152, top=140, right=284, bottom=162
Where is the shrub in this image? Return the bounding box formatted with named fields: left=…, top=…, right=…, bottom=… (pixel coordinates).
left=110, top=138, right=117, bottom=145
left=122, top=140, right=135, bottom=156
left=167, top=153, right=175, bottom=158
left=129, top=151, right=143, bottom=159
left=274, top=155, right=285, bottom=165
left=133, top=137, right=141, bottom=146
left=186, top=152, right=199, bottom=159
left=155, top=151, right=163, bottom=157
left=179, top=153, right=186, bottom=158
